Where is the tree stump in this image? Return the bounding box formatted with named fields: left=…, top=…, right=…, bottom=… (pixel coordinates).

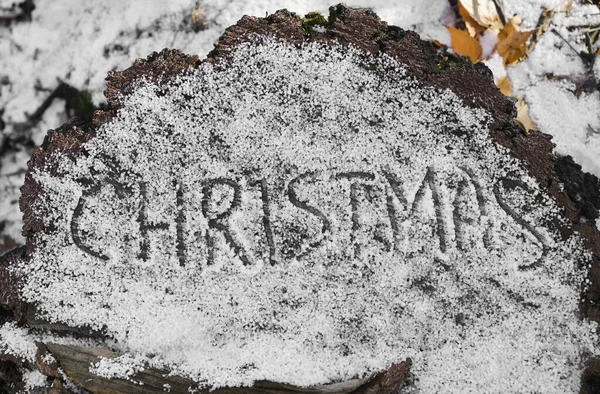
left=1, top=4, right=600, bottom=393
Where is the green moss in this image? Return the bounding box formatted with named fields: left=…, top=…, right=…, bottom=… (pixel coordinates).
left=434, top=51, right=471, bottom=70
left=328, top=4, right=347, bottom=25
left=302, top=12, right=328, bottom=33
left=74, top=90, right=96, bottom=121
left=375, top=31, right=391, bottom=42
left=374, top=26, right=408, bottom=44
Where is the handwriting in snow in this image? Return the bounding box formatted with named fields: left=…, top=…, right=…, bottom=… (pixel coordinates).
left=70, top=166, right=549, bottom=271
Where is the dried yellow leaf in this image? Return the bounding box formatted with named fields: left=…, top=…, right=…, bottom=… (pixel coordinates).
left=430, top=39, right=448, bottom=49
left=515, top=99, right=538, bottom=133
left=497, top=18, right=533, bottom=64
left=191, top=3, right=207, bottom=31
left=556, top=0, right=573, bottom=12
left=497, top=76, right=512, bottom=96
left=447, top=26, right=483, bottom=63
left=527, top=9, right=555, bottom=55
left=459, top=0, right=504, bottom=31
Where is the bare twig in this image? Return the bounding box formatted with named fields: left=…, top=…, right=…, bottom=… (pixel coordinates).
left=0, top=13, right=23, bottom=21
left=551, top=28, right=596, bottom=69
left=491, top=0, right=507, bottom=26
left=528, top=9, right=556, bottom=54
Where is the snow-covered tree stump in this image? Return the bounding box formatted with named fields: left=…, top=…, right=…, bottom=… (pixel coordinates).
left=2, top=4, right=600, bottom=394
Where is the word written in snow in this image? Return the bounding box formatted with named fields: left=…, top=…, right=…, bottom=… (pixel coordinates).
left=70, top=168, right=550, bottom=270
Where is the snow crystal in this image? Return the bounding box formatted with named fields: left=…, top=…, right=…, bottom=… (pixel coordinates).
left=16, top=40, right=598, bottom=392
left=0, top=323, right=37, bottom=363
left=42, top=352, right=56, bottom=365
left=23, top=369, right=48, bottom=390
left=90, top=353, right=146, bottom=380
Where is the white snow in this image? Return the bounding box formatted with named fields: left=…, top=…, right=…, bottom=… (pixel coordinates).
left=23, top=369, right=47, bottom=390
left=483, top=53, right=507, bottom=82
left=520, top=79, right=600, bottom=176
left=503, top=0, right=572, bottom=29
left=0, top=321, right=108, bottom=365
left=90, top=353, right=146, bottom=381
left=479, top=29, right=499, bottom=59
left=0, top=323, right=37, bottom=363
left=16, top=41, right=598, bottom=392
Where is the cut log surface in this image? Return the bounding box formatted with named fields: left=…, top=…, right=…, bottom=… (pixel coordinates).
left=1, top=3, right=600, bottom=394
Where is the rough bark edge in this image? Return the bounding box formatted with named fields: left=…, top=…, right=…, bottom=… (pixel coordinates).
left=0, top=246, right=27, bottom=325
left=97, top=49, right=201, bottom=124
left=7, top=3, right=600, bottom=393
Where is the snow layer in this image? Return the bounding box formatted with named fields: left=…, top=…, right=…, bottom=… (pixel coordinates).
left=17, top=41, right=598, bottom=392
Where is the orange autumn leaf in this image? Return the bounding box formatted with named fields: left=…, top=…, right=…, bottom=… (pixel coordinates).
left=497, top=18, right=533, bottom=65
left=447, top=26, right=482, bottom=63
left=497, top=76, right=512, bottom=96
left=429, top=38, right=448, bottom=49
